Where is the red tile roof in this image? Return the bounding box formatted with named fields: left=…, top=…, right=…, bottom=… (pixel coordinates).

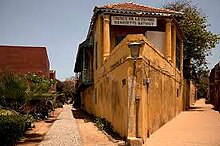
left=98, top=2, right=181, bottom=14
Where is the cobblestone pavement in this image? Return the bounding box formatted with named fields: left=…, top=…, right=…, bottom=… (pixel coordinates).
left=39, top=104, right=82, bottom=146
left=144, top=99, right=220, bottom=146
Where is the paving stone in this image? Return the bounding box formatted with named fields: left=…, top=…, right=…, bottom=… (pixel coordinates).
left=39, top=105, right=82, bottom=146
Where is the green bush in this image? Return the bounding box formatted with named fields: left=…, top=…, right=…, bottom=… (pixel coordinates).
left=23, top=114, right=35, bottom=129
left=0, top=114, right=26, bottom=146
left=0, top=109, right=18, bottom=116
left=0, top=71, right=57, bottom=120
left=0, top=71, right=27, bottom=111
left=93, top=117, right=120, bottom=138
left=25, top=73, right=55, bottom=95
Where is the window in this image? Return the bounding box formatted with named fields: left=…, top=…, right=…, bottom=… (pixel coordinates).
left=177, top=89, right=179, bottom=97
left=122, top=79, right=126, bottom=87
left=115, top=36, right=125, bottom=47
left=176, top=37, right=181, bottom=70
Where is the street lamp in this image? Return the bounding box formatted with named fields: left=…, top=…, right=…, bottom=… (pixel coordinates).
left=128, top=42, right=142, bottom=61
left=128, top=41, right=142, bottom=139
left=128, top=42, right=142, bottom=76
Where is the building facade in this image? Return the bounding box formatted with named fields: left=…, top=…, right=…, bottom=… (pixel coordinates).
left=210, top=62, right=220, bottom=110
left=74, top=2, right=184, bottom=143
left=0, top=45, right=54, bottom=78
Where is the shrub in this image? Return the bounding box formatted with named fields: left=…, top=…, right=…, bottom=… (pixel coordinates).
left=23, top=114, right=35, bottom=129
left=0, top=71, right=57, bottom=120
left=25, top=73, right=55, bottom=94
left=93, top=117, right=120, bottom=138
left=0, top=114, right=26, bottom=146
left=0, top=109, right=18, bottom=116
left=0, top=71, right=27, bottom=111
left=56, top=94, right=65, bottom=104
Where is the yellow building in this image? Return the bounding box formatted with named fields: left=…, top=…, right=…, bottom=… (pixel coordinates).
left=74, top=2, right=184, bottom=144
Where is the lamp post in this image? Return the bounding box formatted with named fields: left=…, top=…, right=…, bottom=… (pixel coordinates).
left=128, top=42, right=142, bottom=138
left=128, top=42, right=141, bottom=76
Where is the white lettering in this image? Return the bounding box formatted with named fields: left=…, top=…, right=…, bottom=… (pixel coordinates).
left=111, top=16, right=157, bottom=27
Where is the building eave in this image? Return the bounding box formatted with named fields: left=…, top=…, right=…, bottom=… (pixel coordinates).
left=74, top=37, right=94, bottom=72
left=86, top=7, right=184, bottom=39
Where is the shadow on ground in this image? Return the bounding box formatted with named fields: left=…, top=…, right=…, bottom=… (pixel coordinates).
left=44, top=118, right=57, bottom=123
left=187, top=99, right=219, bottom=112
left=188, top=106, right=206, bottom=112
left=71, top=108, right=125, bottom=142
left=17, top=133, right=45, bottom=144
left=16, top=118, right=58, bottom=145
left=71, top=108, right=93, bottom=123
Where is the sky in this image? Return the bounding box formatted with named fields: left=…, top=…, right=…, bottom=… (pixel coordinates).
left=0, top=0, right=219, bottom=80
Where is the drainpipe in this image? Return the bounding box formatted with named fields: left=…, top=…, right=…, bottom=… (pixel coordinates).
left=135, top=95, right=141, bottom=138
left=134, top=60, right=141, bottom=138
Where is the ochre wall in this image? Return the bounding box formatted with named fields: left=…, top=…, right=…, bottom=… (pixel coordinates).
left=121, top=34, right=184, bottom=141
left=93, top=15, right=103, bottom=70
left=81, top=13, right=184, bottom=141
left=81, top=34, right=132, bottom=137
left=81, top=34, right=184, bottom=140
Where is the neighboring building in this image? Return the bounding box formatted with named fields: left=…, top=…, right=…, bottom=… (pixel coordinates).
left=0, top=45, right=54, bottom=78
left=210, top=61, right=220, bottom=110
left=74, top=2, right=184, bottom=143
left=183, top=80, right=197, bottom=109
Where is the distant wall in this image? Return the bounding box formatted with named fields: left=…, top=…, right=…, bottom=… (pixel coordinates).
left=210, top=62, right=220, bottom=110
left=183, top=80, right=197, bottom=110
left=0, top=45, right=50, bottom=77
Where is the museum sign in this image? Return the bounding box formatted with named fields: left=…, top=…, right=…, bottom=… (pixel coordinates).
left=111, top=16, right=157, bottom=27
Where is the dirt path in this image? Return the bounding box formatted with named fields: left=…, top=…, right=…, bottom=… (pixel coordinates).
left=72, top=108, right=124, bottom=146
left=144, top=98, right=220, bottom=146
left=17, top=108, right=63, bottom=146
left=18, top=106, right=124, bottom=146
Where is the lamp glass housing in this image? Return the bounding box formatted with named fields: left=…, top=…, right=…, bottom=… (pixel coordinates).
left=128, top=42, right=141, bottom=60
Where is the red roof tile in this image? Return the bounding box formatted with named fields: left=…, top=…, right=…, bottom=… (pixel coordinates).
left=98, top=2, right=180, bottom=14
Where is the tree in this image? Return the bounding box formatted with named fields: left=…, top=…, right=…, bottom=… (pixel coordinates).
left=55, top=76, right=77, bottom=105
left=164, top=0, right=219, bottom=80
left=196, top=70, right=209, bottom=98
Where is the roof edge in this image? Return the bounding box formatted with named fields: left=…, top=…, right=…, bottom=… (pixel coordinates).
left=0, top=44, right=47, bottom=48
